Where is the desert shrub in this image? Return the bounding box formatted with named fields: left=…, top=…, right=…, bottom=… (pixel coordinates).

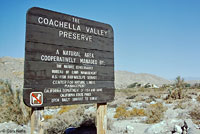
left=145, top=98, right=154, bottom=103
left=13, top=71, right=24, bottom=77
left=145, top=102, right=167, bottom=124
left=145, top=95, right=156, bottom=103
left=114, top=104, right=146, bottom=119
left=44, top=115, right=53, bottom=120
left=185, top=83, right=191, bottom=88
left=165, top=99, right=173, bottom=104
left=161, top=84, right=169, bottom=89
left=44, top=105, right=81, bottom=122
left=196, top=96, right=200, bottom=102
left=115, top=88, right=136, bottom=98
left=0, top=81, right=31, bottom=124
left=114, top=105, right=128, bottom=119
left=107, top=103, right=118, bottom=108
left=166, top=88, right=186, bottom=100
left=188, top=91, right=197, bottom=96
left=157, top=87, right=165, bottom=92
left=117, top=88, right=136, bottom=94
left=173, top=101, right=187, bottom=109
left=58, top=105, right=78, bottom=115
left=107, top=117, right=114, bottom=130
left=156, top=94, right=161, bottom=98
left=44, top=106, right=95, bottom=134
left=124, top=101, right=131, bottom=107
left=144, top=83, right=151, bottom=88
left=173, top=88, right=185, bottom=99
left=138, top=87, right=146, bottom=92
left=156, top=84, right=169, bottom=92
left=129, top=108, right=146, bottom=116
left=164, top=76, right=187, bottom=100
left=127, top=82, right=141, bottom=88
left=135, top=96, right=145, bottom=102
left=184, top=94, right=192, bottom=99
left=145, top=99, right=151, bottom=104
left=189, top=106, right=200, bottom=125
left=126, top=94, right=137, bottom=99
left=175, top=76, right=186, bottom=88
left=192, top=83, right=200, bottom=89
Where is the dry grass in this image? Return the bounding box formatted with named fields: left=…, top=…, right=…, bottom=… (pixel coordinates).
left=189, top=106, right=200, bottom=125
left=58, top=105, right=78, bottom=115
left=129, top=108, right=146, bottom=116
left=196, top=95, right=200, bottom=102
left=116, top=87, right=200, bottom=125
left=165, top=99, right=173, bottom=104
left=138, top=87, right=146, bottom=92
left=44, top=115, right=53, bottom=120
left=44, top=105, right=95, bottom=134
left=116, top=88, right=137, bottom=97
left=115, top=87, right=169, bottom=123
left=145, top=102, right=167, bottom=124
left=114, top=102, right=166, bottom=124
left=114, top=104, right=146, bottom=119
left=173, top=101, right=187, bottom=109
left=113, top=105, right=128, bottom=119
left=13, top=71, right=24, bottom=77
left=116, top=88, right=137, bottom=93
left=134, top=96, right=145, bottom=102
left=107, top=117, right=114, bottom=130
left=145, top=95, right=156, bottom=103
left=44, top=105, right=79, bottom=121
left=116, top=87, right=166, bottom=101
left=0, top=81, right=31, bottom=124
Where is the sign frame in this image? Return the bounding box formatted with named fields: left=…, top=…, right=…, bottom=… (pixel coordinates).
left=23, top=7, right=115, bottom=108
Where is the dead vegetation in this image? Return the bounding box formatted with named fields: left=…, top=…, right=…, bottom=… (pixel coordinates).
left=58, top=105, right=78, bottom=115
left=114, top=104, right=146, bottom=119
left=44, top=105, right=96, bottom=134
left=173, top=100, right=187, bottom=110
left=196, top=95, right=200, bottom=102
left=114, top=77, right=199, bottom=125
left=189, top=106, right=200, bottom=125
left=113, top=102, right=167, bottom=124
left=44, top=105, right=79, bottom=121
left=0, top=80, right=31, bottom=124
left=166, top=88, right=186, bottom=100
left=44, top=115, right=53, bottom=120
left=145, top=102, right=167, bottom=124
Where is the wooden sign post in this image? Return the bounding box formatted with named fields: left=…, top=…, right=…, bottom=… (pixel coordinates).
left=24, top=7, right=114, bottom=134
left=97, top=103, right=107, bottom=134
left=31, top=108, right=44, bottom=134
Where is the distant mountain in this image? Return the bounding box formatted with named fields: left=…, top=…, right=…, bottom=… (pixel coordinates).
left=182, top=77, right=200, bottom=85
left=115, top=71, right=171, bottom=89
left=1, top=57, right=198, bottom=90
left=185, top=80, right=200, bottom=85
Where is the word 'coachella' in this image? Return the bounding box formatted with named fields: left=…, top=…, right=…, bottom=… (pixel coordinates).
left=37, top=17, right=108, bottom=42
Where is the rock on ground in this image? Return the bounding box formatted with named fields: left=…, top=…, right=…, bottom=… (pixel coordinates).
left=144, top=119, right=200, bottom=134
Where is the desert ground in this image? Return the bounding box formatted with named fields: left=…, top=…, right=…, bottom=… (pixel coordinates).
left=0, top=57, right=200, bottom=134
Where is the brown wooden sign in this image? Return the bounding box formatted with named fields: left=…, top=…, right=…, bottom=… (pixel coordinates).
left=23, top=7, right=114, bottom=107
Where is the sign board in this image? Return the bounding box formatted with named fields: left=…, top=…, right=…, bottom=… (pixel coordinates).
left=23, top=7, right=114, bottom=107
